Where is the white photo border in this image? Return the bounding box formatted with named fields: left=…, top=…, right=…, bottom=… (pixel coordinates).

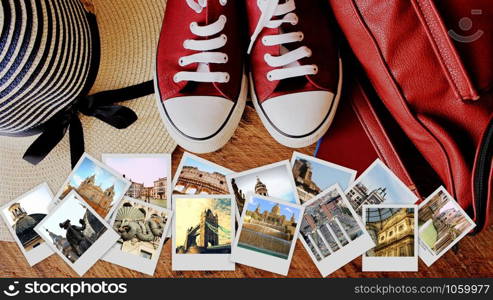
left=34, top=190, right=119, bottom=276
left=231, top=193, right=304, bottom=276
left=0, top=183, right=54, bottom=266
left=362, top=203, right=418, bottom=272
left=172, top=194, right=235, bottom=271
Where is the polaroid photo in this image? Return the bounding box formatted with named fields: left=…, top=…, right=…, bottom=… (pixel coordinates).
left=102, top=197, right=172, bottom=275
left=227, top=160, right=300, bottom=220
left=34, top=191, right=119, bottom=276
left=102, top=153, right=172, bottom=209
left=291, top=151, right=357, bottom=203
left=172, top=152, right=234, bottom=198
left=231, top=194, right=304, bottom=276
left=418, top=186, right=475, bottom=266
left=172, top=195, right=235, bottom=271
left=362, top=204, right=418, bottom=272
left=0, top=183, right=54, bottom=266
left=51, top=153, right=131, bottom=220
left=345, top=159, right=418, bottom=217
left=299, top=184, right=375, bottom=277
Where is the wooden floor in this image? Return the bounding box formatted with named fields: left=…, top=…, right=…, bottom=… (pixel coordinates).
left=1, top=106, right=492, bottom=278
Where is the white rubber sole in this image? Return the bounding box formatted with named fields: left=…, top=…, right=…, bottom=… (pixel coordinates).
left=154, top=72, right=247, bottom=154
left=250, top=58, right=343, bottom=148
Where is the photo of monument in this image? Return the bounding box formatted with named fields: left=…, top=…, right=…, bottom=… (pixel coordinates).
left=418, top=190, right=474, bottom=256
left=175, top=197, right=232, bottom=254
left=291, top=153, right=356, bottom=203
left=300, top=188, right=364, bottom=261
left=237, top=196, right=301, bottom=259
left=38, top=193, right=108, bottom=263
left=174, top=153, right=232, bottom=195
left=364, top=207, right=415, bottom=257
left=58, top=155, right=129, bottom=218
left=1, top=185, right=52, bottom=251
left=346, top=160, right=417, bottom=215
left=102, top=154, right=171, bottom=208
left=228, top=162, right=299, bottom=216
left=112, top=199, right=169, bottom=260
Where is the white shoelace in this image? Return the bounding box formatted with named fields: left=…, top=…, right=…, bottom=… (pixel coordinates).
left=174, top=0, right=230, bottom=84
left=248, top=0, right=318, bottom=81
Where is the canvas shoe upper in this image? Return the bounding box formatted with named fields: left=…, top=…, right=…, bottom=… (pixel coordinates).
left=246, top=0, right=342, bottom=148
left=155, top=0, right=247, bottom=153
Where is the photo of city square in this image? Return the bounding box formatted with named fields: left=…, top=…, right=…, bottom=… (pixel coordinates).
left=37, top=193, right=108, bottom=263
left=112, top=198, right=170, bottom=260
left=1, top=185, right=52, bottom=251
left=365, top=207, right=415, bottom=257
left=300, top=188, right=364, bottom=261
left=292, top=152, right=356, bottom=203
left=237, top=196, right=301, bottom=259
left=346, top=160, right=417, bottom=216
left=174, top=153, right=233, bottom=195
left=175, top=197, right=232, bottom=254
left=418, top=189, right=474, bottom=257
left=58, top=154, right=130, bottom=219
left=103, top=154, right=171, bottom=208
left=228, top=162, right=299, bottom=217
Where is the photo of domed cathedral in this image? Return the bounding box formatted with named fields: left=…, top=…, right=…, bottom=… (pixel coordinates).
left=365, top=207, right=416, bottom=257
left=57, top=155, right=130, bottom=219
left=300, top=188, right=364, bottom=261
left=175, top=197, right=233, bottom=254
left=112, top=199, right=170, bottom=259
left=37, top=192, right=108, bottom=263
left=418, top=189, right=474, bottom=256
left=1, top=185, right=52, bottom=251
left=237, top=196, right=301, bottom=259
left=228, top=161, right=299, bottom=216
left=102, top=154, right=172, bottom=208
left=173, top=153, right=233, bottom=196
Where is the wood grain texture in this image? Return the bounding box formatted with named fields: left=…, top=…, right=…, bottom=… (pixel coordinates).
left=1, top=106, right=492, bottom=278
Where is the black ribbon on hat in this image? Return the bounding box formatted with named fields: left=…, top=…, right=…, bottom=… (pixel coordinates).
left=23, top=80, right=155, bottom=168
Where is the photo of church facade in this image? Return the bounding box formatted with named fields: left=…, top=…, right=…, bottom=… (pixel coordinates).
left=418, top=190, right=473, bottom=256
left=39, top=194, right=108, bottom=263
left=125, top=178, right=168, bottom=206
left=237, top=197, right=301, bottom=259
left=113, top=199, right=169, bottom=259
left=365, top=207, right=415, bottom=257
left=175, top=197, right=232, bottom=254
left=300, top=189, right=364, bottom=261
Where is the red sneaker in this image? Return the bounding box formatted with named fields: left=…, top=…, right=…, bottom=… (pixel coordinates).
left=246, top=0, right=342, bottom=148
left=155, top=0, right=247, bottom=153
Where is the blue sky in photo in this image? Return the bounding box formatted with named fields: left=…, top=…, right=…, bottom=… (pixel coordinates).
left=358, top=162, right=416, bottom=204
left=68, top=157, right=127, bottom=204
left=247, top=196, right=301, bottom=221
left=183, top=156, right=232, bottom=175
left=300, top=158, right=354, bottom=190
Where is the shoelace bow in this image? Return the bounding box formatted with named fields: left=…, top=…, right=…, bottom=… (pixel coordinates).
left=248, top=0, right=318, bottom=81
left=175, top=0, right=230, bottom=84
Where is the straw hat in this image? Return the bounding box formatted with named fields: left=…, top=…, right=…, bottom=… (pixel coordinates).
left=0, top=0, right=176, bottom=241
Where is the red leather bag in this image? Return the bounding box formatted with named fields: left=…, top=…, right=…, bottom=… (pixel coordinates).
left=318, top=0, right=493, bottom=232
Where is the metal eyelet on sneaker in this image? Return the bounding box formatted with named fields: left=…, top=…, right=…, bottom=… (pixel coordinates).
left=224, top=74, right=230, bottom=82
left=267, top=73, right=274, bottom=81
left=223, top=55, right=229, bottom=63
left=178, top=58, right=186, bottom=66
left=173, top=74, right=180, bottom=83
left=313, top=66, right=319, bottom=74
left=298, top=32, right=304, bottom=41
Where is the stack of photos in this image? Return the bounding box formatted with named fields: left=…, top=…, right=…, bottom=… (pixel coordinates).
left=102, top=154, right=172, bottom=209
left=173, top=152, right=233, bottom=197
left=362, top=204, right=418, bottom=272
left=103, top=197, right=172, bottom=275
left=291, top=152, right=356, bottom=203
left=299, top=185, right=375, bottom=277
left=227, top=161, right=300, bottom=220
left=52, top=153, right=131, bottom=220
left=418, top=186, right=475, bottom=266
left=231, top=194, right=304, bottom=276
left=0, top=183, right=54, bottom=266
left=34, top=191, right=119, bottom=276
left=346, top=159, right=418, bottom=217
left=172, top=195, right=235, bottom=271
